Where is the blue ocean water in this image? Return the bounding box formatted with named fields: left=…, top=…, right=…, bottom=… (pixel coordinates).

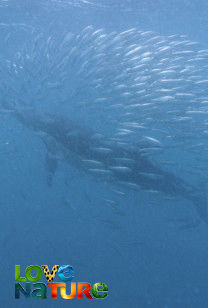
left=1, top=0, right=208, bottom=307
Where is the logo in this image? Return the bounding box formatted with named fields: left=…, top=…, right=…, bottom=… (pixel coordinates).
left=15, top=265, right=108, bottom=299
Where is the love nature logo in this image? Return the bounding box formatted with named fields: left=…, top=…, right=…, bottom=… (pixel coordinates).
left=15, top=265, right=108, bottom=300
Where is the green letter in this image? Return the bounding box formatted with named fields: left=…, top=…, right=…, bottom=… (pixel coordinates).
left=32, top=283, right=47, bottom=299
left=15, top=265, right=26, bottom=282
left=25, top=265, right=43, bottom=282
left=92, top=283, right=108, bottom=299
left=15, top=283, right=31, bottom=298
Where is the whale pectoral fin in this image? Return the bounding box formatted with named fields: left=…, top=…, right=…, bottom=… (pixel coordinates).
left=45, top=152, right=58, bottom=187
left=179, top=220, right=200, bottom=230
left=40, top=136, right=59, bottom=187
left=168, top=217, right=200, bottom=229
left=193, top=182, right=208, bottom=224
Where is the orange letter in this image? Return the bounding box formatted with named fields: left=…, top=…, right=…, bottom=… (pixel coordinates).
left=77, top=283, right=93, bottom=299
left=60, top=283, right=76, bottom=299
left=47, top=283, right=65, bottom=299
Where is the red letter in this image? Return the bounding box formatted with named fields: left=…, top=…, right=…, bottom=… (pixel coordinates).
left=47, top=283, right=65, bottom=299
left=60, top=283, right=76, bottom=299
left=77, top=283, right=93, bottom=299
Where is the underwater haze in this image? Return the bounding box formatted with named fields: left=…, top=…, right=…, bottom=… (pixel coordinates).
left=1, top=0, right=208, bottom=307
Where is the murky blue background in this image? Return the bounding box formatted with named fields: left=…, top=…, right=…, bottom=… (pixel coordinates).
left=0, top=0, right=208, bottom=307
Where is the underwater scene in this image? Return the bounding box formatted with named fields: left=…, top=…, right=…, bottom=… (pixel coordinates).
left=1, top=0, right=208, bottom=307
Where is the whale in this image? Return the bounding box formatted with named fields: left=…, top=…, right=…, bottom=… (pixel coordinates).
left=10, top=108, right=207, bottom=224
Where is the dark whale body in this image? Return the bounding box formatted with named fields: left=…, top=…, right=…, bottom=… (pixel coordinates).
left=13, top=109, right=208, bottom=224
